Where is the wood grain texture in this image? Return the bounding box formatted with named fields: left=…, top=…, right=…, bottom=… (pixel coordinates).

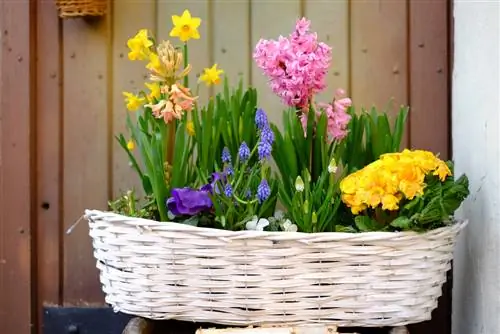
left=350, top=0, right=409, bottom=146
left=62, top=15, right=111, bottom=304
left=213, top=0, right=250, bottom=94
left=36, top=0, right=63, bottom=307
left=157, top=0, right=211, bottom=104
left=0, top=0, right=33, bottom=333
left=251, top=0, right=301, bottom=129
left=305, top=0, right=349, bottom=102
left=112, top=1, right=156, bottom=199
left=408, top=0, right=450, bottom=159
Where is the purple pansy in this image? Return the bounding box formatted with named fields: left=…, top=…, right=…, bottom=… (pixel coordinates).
left=167, top=172, right=228, bottom=216
left=166, top=188, right=213, bottom=216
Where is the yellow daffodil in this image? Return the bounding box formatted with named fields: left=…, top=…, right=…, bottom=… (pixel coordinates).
left=186, top=121, right=195, bottom=136
left=199, top=64, right=224, bottom=86
left=123, top=92, right=146, bottom=111
left=126, top=139, right=135, bottom=151
left=146, top=52, right=168, bottom=79
left=145, top=82, right=161, bottom=102
left=169, top=10, right=201, bottom=42
left=127, top=29, right=153, bottom=61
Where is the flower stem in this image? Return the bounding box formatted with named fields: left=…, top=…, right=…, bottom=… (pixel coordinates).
left=183, top=43, right=189, bottom=88
left=166, top=121, right=176, bottom=166
left=233, top=145, right=258, bottom=192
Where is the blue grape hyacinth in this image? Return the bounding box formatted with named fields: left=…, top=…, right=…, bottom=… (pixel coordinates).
left=222, top=147, right=231, bottom=164
left=238, top=142, right=250, bottom=162
left=255, top=108, right=269, bottom=130
left=257, top=179, right=271, bottom=203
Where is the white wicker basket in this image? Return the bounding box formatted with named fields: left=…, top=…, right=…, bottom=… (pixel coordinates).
left=85, top=209, right=466, bottom=328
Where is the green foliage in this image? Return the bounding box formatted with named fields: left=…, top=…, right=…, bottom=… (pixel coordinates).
left=272, top=106, right=340, bottom=212
left=210, top=165, right=278, bottom=231
left=339, top=105, right=409, bottom=174
left=192, top=77, right=259, bottom=184
left=108, top=190, right=158, bottom=220
left=289, top=168, right=344, bottom=233
left=116, top=109, right=195, bottom=221
left=395, top=170, right=470, bottom=231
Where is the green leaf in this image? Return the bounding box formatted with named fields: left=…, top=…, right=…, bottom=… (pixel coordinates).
left=180, top=216, right=199, bottom=227
left=390, top=216, right=412, bottom=230
left=335, top=225, right=357, bottom=233
left=392, top=106, right=409, bottom=151
left=354, top=216, right=383, bottom=232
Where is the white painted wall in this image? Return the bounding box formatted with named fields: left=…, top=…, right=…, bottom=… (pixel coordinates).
left=452, top=1, right=500, bottom=334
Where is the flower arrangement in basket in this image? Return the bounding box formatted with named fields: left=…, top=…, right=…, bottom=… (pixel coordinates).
left=86, top=9, right=470, bottom=328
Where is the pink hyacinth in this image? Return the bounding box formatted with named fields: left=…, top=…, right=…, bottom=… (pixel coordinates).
left=300, top=89, right=352, bottom=142
left=253, top=18, right=332, bottom=109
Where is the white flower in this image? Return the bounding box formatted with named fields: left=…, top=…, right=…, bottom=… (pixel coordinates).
left=295, top=176, right=304, bottom=192
left=245, top=216, right=270, bottom=231
left=328, top=158, right=338, bottom=174
left=281, top=219, right=298, bottom=232
left=274, top=210, right=285, bottom=220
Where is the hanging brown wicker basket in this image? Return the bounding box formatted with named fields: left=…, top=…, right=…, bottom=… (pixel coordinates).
left=55, top=0, right=107, bottom=18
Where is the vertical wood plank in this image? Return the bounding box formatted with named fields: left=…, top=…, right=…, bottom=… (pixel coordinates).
left=0, top=0, right=33, bottom=332
left=157, top=0, right=211, bottom=105
left=251, top=0, right=301, bottom=128
left=213, top=0, right=250, bottom=94
left=112, top=1, right=157, bottom=199
left=350, top=0, right=409, bottom=145
left=305, top=0, right=349, bottom=103
left=408, top=0, right=450, bottom=159
left=62, top=16, right=111, bottom=304
left=406, top=1, right=452, bottom=333
left=36, top=0, right=62, bottom=307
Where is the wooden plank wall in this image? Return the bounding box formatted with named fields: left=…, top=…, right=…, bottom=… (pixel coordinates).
left=0, top=0, right=451, bottom=333
left=0, top=1, right=35, bottom=333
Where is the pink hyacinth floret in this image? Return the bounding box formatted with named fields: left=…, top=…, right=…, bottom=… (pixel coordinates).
left=253, top=17, right=332, bottom=109
left=300, top=89, right=352, bottom=142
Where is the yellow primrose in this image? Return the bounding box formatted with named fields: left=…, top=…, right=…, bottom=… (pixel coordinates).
left=126, top=139, right=135, bottom=151
left=186, top=121, right=195, bottom=136
left=381, top=194, right=399, bottom=211
left=433, top=160, right=452, bottom=181
left=169, top=10, right=201, bottom=42
left=145, top=82, right=161, bottom=102
left=199, top=64, right=224, bottom=86
left=123, top=92, right=146, bottom=111
left=127, top=29, right=153, bottom=61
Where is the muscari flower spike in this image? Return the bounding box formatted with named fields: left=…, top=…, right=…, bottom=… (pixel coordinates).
left=261, top=126, right=275, bottom=145
left=238, top=142, right=251, bottom=162
left=224, top=183, right=233, bottom=197
left=257, top=179, right=271, bottom=204
left=258, top=140, right=272, bottom=160
left=255, top=108, right=269, bottom=130
left=222, top=147, right=231, bottom=164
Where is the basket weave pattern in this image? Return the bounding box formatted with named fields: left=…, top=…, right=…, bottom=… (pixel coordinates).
left=55, top=0, right=107, bottom=18
left=85, top=209, right=466, bottom=327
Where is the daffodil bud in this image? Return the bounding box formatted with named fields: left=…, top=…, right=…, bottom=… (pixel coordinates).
left=328, top=158, right=338, bottom=174
left=295, top=176, right=304, bottom=192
